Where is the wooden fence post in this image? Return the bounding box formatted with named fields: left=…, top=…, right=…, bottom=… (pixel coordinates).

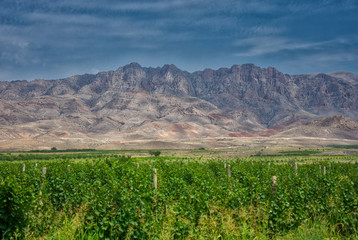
left=224, top=163, right=226, bottom=168
left=228, top=165, right=231, bottom=178
left=272, top=176, right=277, bottom=192
left=153, top=168, right=157, bottom=189
left=22, top=164, right=25, bottom=172
left=294, top=162, right=298, bottom=176
left=41, top=167, right=47, bottom=193
left=323, top=166, right=326, bottom=175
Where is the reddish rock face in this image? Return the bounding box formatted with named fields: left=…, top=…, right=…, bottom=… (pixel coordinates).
left=0, top=63, right=358, bottom=141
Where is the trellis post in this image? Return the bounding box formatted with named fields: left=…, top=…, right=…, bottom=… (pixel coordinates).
left=272, top=176, right=277, bottom=192
left=153, top=168, right=157, bottom=189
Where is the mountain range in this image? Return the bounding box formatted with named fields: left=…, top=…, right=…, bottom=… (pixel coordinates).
left=1, top=63, right=358, bottom=150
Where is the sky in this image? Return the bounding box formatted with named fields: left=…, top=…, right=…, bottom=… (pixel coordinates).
left=1, top=0, right=358, bottom=81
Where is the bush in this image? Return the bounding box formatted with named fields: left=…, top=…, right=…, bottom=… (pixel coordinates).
left=0, top=177, right=35, bottom=239
left=149, top=150, right=161, bottom=157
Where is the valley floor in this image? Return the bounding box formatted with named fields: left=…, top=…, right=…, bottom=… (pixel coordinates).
left=1, top=136, right=358, bottom=153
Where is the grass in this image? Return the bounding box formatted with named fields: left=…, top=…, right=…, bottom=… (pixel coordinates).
left=328, top=145, right=358, bottom=150
left=28, top=149, right=97, bottom=153
left=23, top=205, right=356, bottom=240
left=2, top=144, right=358, bottom=161
left=276, top=150, right=323, bottom=156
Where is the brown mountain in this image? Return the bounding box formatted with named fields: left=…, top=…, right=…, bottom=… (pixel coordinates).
left=1, top=63, right=358, bottom=148
left=275, top=115, right=358, bottom=140
left=328, top=71, right=358, bottom=85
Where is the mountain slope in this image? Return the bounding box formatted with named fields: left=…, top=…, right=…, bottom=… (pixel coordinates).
left=328, top=71, right=358, bottom=85
left=1, top=63, right=358, bottom=143
left=275, top=115, right=358, bottom=140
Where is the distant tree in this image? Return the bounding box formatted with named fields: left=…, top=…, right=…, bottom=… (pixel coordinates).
left=149, top=150, right=161, bottom=157
left=51, top=147, right=57, bottom=151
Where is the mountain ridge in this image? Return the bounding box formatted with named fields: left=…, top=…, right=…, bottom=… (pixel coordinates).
left=1, top=63, right=358, bottom=149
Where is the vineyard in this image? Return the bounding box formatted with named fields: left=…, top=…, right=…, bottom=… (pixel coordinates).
left=1, top=150, right=358, bottom=239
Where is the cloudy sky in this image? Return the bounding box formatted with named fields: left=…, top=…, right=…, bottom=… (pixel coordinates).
left=1, top=0, right=358, bottom=81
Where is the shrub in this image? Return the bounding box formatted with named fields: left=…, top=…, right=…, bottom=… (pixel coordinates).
left=149, top=150, right=161, bottom=157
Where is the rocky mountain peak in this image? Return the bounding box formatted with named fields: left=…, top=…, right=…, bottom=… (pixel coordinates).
left=125, top=62, right=142, bottom=69
left=230, top=63, right=256, bottom=73
left=115, top=62, right=143, bottom=73
left=162, top=64, right=179, bottom=71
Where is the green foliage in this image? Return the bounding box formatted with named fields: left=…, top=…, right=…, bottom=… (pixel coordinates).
left=0, top=176, right=35, bottom=239
left=0, top=154, right=358, bottom=239
left=0, top=153, right=111, bottom=161
left=328, top=145, right=358, bottom=149
left=29, top=148, right=97, bottom=153
left=279, top=150, right=323, bottom=156
left=149, top=150, right=161, bottom=157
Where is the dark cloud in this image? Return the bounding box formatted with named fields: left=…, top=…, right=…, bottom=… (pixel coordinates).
left=0, top=0, right=357, bottom=80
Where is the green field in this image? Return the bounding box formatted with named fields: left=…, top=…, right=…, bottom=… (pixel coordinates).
left=1, top=148, right=358, bottom=239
